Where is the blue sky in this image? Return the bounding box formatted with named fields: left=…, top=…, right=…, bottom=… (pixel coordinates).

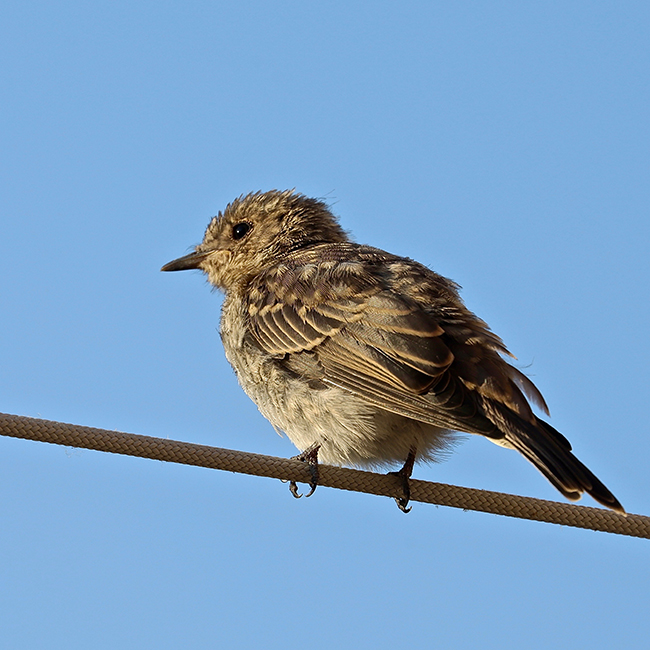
left=1, top=2, right=649, bottom=648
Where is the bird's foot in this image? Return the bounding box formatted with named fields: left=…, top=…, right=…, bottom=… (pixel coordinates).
left=289, top=443, right=321, bottom=499
left=387, top=448, right=417, bottom=513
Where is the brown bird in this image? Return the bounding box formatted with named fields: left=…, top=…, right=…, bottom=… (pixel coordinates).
left=162, top=190, right=624, bottom=513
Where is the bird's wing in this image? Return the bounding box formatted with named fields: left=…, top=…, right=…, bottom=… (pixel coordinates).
left=246, top=246, right=543, bottom=437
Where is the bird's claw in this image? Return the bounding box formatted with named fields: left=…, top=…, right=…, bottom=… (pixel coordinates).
left=388, top=447, right=417, bottom=513
left=289, top=480, right=303, bottom=499
left=288, top=444, right=321, bottom=499
left=388, top=468, right=412, bottom=513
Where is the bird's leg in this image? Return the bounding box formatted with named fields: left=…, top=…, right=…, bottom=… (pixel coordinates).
left=289, top=443, right=321, bottom=499
left=388, top=447, right=417, bottom=513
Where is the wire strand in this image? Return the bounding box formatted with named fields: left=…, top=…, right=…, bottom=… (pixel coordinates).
left=1, top=412, right=646, bottom=538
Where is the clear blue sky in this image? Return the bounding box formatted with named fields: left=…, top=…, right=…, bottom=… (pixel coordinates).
left=1, top=2, right=649, bottom=648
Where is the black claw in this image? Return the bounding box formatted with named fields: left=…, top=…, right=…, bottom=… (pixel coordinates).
left=397, top=499, right=412, bottom=514
left=388, top=469, right=412, bottom=513
left=303, top=462, right=319, bottom=498
left=388, top=447, right=417, bottom=514
left=289, top=443, right=321, bottom=500
left=289, top=481, right=303, bottom=498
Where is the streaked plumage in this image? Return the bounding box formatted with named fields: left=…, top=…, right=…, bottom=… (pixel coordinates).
left=162, top=190, right=623, bottom=512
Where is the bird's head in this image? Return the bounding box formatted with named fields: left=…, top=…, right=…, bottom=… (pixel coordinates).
left=161, top=190, right=348, bottom=289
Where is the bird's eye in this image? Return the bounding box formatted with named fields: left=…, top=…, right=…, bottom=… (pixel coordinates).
left=232, top=222, right=252, bottom=240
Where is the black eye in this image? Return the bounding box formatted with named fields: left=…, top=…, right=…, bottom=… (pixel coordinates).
left=232, top=222, right=252, bottom=240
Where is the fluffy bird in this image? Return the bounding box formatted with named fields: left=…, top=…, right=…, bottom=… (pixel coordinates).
left=162, top=190, right=623, bottom=513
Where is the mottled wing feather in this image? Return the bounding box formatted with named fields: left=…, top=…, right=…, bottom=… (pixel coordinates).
left=328, top=332, right=440, bottom=394
left=345, top=323, right=453, bottom=378
left=247, top=252, right=512, bottom=436
left=318, top=338, right=497, bottom=435
left=248, top=259, right=456, bottom=394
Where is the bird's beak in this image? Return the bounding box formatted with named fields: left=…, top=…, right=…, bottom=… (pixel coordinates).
left=161, top=250, right=210, bottom=272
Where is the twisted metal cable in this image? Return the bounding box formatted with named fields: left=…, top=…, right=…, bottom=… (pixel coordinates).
left=1, top=412, right=646, bottom=538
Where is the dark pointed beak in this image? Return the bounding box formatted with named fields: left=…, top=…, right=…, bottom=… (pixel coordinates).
left=161, top=250, right=209, bottom=272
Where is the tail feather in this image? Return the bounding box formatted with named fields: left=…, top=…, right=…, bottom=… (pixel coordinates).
left=483, top=401, right=625, bottom=513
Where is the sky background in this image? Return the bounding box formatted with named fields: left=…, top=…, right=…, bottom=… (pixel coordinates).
left=1, top=2, right=649, bottom=648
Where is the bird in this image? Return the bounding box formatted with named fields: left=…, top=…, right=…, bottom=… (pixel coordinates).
left=161, top=189, right=624, bottom=513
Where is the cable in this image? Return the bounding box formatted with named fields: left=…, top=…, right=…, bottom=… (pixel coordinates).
left=1, top=412, right=646, bottom=538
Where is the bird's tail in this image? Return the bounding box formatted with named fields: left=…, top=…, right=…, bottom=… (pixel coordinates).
left=487, top=403, right=624, bottom=513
